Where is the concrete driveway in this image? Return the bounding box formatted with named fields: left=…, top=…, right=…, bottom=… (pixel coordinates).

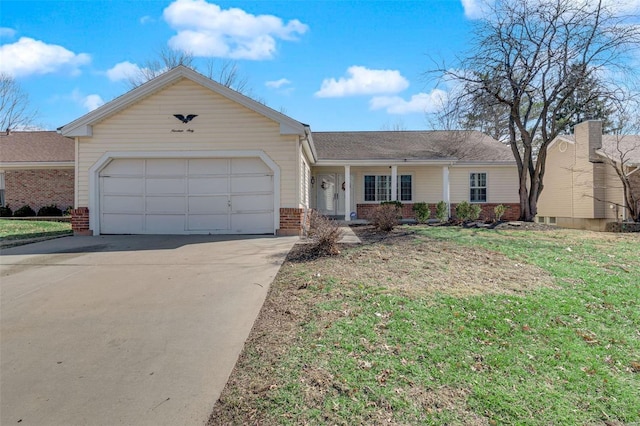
left=0, top=234, right=297, bottom=426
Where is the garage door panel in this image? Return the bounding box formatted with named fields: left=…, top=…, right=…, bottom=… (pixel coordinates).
left=101, top=214, right=144, bottom=234
left=188, top=196, right=228, bottom=214
left=146, top=159, right=186, bottom=175
left=146, top=196, right=185, bottom=214
left=102, top=195, right=144, bottom=213
left=230, top=175, right=272, bottom=193
left=102, top=159, right=144, bottom=175
left=145, top=215, right=186, bottom=234
left=189, top=159, right=229, bottom=175
left=102, top=177, right=144, bottom=195
left=231, top=158, right=271, bottom=174
left=188, top=214, right=229, bottom=231
left=231, top=213, right=273, bottom=233
left=146, top=178, right=185, bottom=194
left=232, top=194, right=273, bottom=212
left=188, top=177, right=228, bottom=195
left=100, top=157, right=274, bottom=234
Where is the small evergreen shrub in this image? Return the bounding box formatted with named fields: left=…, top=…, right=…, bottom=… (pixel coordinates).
left=0, top=205, right=12, bottom=217
left=455, top=201, right=481, bottom=221
left=412, top=202, right=431, bottom=223
left=371, top=204, right=399, bottom=232
left=494, top=204, right=508, bottom=221
left=435, top=201, right=448, bottom=222
left=307, top=211, right=342, bottom=255
left=13, top=205, right=36, bottom=217
left=37, top=204, right=63, bottom=217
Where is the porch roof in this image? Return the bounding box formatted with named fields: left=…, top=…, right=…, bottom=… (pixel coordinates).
left=311, top=130, right=514, bottom=163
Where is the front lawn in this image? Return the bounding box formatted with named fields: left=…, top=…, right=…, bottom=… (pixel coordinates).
left=209, top=226, right=640, bottom=425
left=0, top=219, right=72, bottom=240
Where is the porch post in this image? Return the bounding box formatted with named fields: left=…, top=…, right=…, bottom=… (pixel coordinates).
left=391, top=165, right=398, bottom=201
left=344, top=165, right=351, bottom=221
left=442, top=166, right=450, bottom=218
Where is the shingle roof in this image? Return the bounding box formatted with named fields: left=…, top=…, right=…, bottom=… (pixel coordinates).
left=311, top=130, right=514, bottom=162
left=0, top=131, right=74, bottom=163
left=559, top=134, right=640, bottom=165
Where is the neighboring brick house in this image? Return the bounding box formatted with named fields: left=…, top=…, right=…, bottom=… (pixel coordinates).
left=0, top=130, right=74, bottom=213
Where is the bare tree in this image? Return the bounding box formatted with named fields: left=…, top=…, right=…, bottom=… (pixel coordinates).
left=599, top=108, right=640, bottom=222
left=380, top=119, right=408, bottom=131
left=203, top=59, right=250, bottom=94
left=0, top=73, right=37, bottom=131
left=127, top=47, right=195, bottom=89
left=434, top=0, right=640, bottom=221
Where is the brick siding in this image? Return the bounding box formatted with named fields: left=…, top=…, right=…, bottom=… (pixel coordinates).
left=278, top=207, right=306, bottom=236
left=71, top=207, right=91, bottom=236
left=4, top=169, right=74, bottom=213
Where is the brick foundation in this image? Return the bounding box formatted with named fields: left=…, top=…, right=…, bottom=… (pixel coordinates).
left=357, top=202, right=521, bottom=222
left=71, top=207, right=92, bottom=236
left=278, top=207, right=307, bottom=236
left=4, top=169, right=74, bottom=213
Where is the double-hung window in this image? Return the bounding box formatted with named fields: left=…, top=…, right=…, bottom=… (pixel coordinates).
left=364, top=174, right=412, bottom=202
left=469, top=172, right=487, bottom=203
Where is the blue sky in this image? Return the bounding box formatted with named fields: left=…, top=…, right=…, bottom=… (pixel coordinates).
left=1, top=0, right=638, bottom=131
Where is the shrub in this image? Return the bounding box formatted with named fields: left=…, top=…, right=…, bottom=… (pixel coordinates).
left=37, top=204, right=63, bottom=217
left=371, top=204, right=399, bottom=232
left=412, top=202, right=431, bottom=223
left=0, top=205, right=12, bottom=217
left=494, top=204, right=508, bottom=221
left=455, top=201, right=481, bottom=221
left=435, top=201, right=448, bottom=222
left=308, top=211, right=342, bottom=255
left=13, top=205, right=36, bottom=217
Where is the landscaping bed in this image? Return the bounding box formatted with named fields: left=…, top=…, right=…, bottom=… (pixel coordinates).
left=209, top=225, right=640, bottom=425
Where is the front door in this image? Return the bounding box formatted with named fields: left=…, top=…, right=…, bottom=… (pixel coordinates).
left=316, top=173, right=345, bottom=217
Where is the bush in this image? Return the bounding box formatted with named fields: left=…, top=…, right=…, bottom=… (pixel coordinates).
left=435, top=201, right=448, bottom=222
left=412, top=202, right=431, bottom=223
left=455, top=201, right=481, bottom=221
left=308, top=211, right=343, bottom=255
left=37, top=204, right=63, bottom=217
left=494, top=204, right=508, bottom=221
left=0, top=205, right=12, bottom=217
left=13, top=205, right=36, bottom=217
left=371, top=204, right=399, bottom=232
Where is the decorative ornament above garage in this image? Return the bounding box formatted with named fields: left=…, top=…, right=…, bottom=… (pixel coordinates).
left=173, top=114, right=198, bottom=123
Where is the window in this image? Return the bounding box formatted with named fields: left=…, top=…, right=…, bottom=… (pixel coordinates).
left=364, top=175, right=412, bottom=202
left=470, top=172, right=487, bottom=203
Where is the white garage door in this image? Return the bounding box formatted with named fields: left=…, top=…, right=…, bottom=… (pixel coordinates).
left=99, top=158, right=274, bottom=234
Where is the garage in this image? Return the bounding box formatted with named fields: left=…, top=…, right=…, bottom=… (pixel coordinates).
left=99, top=157, right=275, bottom=234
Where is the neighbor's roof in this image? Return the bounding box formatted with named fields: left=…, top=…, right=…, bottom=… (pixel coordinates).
left=559, top=134, right=640, bottom=165
left=0, top=131, right=74, bottom=163
left=312, top=130, right=514, bottom=163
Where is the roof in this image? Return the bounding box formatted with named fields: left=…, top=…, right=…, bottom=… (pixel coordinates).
left=311, top=130, right=514, bottom=163
left=555, top=134, right=640, bottom=165
left=60, top=65, right=309, bottom=138
left=0, top=131, right=74, bottom=163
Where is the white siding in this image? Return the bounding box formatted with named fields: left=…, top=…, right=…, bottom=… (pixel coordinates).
left=450, top=166, right=518, bottom=203
left=77, top=78, right=298, bottom=208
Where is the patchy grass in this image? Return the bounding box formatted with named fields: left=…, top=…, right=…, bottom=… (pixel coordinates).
left=0, top=219, right=72, bottom=240
left=209, top=226, right=640, bottom=425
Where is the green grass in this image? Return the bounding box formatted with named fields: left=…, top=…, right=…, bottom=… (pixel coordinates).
left=0, top=219, right=72, bottom=240
left=262, top=228, right=640, bottom=424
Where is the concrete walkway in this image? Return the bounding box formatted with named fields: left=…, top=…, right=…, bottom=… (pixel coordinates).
left=338, top=226, right=362, bottom=244
left=0, top=234, right=297, bottom=426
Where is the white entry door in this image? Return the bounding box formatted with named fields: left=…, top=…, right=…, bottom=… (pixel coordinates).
left=316, top=173, right=350, bottom=217
left=99, top=158, right=274, bottom=234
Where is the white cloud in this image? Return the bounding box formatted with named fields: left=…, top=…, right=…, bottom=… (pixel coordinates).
left=315, top=66, right=409, bottom=98
left=163, top=0, right=308, bottom=60
left=461, top=0, right=487, bottom=19
left=0, top=27, right=16, bottom=38
left=370, top=89, right=448, bottom=114
left=140, top=15, right=154, bottom=24
left=265, top=78, right=291, bottom=89
left=83, top=94, right=104, bottom=111
left=0, top=37, right=90, bottom=77
left=106, top=61, right=142, bottom=81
